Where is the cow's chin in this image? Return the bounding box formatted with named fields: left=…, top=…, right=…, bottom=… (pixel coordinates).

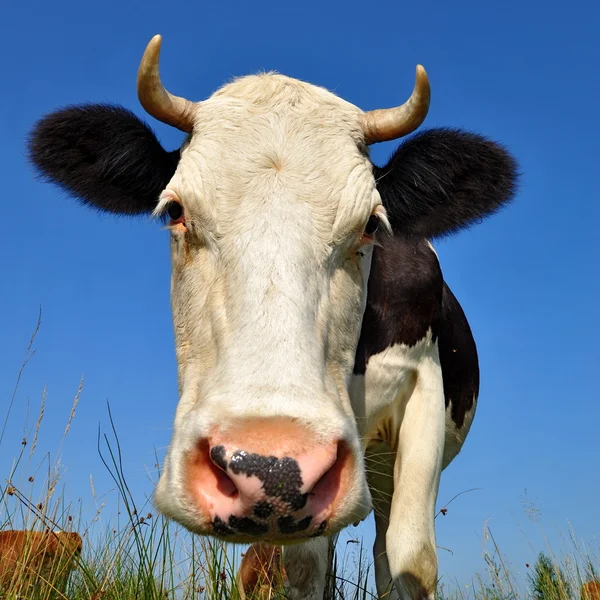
left=153, top=452, right=372, bottom=545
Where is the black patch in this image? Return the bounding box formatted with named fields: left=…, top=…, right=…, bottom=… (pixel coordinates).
left=354, top=237, right=443, bottom=375
left=212, top=449, right=319, bottom=536
left=437, top=283, right=479, bottom=428
left=278, top=515, right=312, bottom=535
left=229, top=451, right=307, bottom=511
left=27, top=104, right=180, bottom=215
left=253, top=502, right=274, bottom=519
left=212, top=516, right=234, bottom=536
left=374, top=128, right=519, bottom=239
left=355, top=130, right=517, bottom=425
left=311, top=520, right=328, bottom=537
left=354, top=239, right=480, bottom=429
left=229, top=516, right=269, bottom=536
left=210, top=445, right=228, bottom=472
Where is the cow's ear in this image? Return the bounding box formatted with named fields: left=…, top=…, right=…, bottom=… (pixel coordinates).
left=375, top=128, right=519, bottom=239
left=28, top=104, right=180, bottom=215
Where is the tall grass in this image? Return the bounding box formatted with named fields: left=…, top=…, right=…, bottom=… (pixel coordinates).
left=1, top=319, right=598, bottom=599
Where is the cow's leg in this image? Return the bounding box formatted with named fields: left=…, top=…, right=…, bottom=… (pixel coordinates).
left=366, top=443, right=396, bottom=598
left=386, top=349, right=445, bottom=600
left=283, top=537, right=329, bottom=600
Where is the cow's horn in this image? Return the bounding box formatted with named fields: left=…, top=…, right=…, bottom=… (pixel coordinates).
left=137, top=35, right=196, bottom=133
left=361, top=65, right=430, bottom=144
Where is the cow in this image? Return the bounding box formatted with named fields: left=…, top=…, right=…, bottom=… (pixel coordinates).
left=27, top=35, right=518, bottom=599
left=582, top=582, right=600, bottom=600
left=237, top=542, right=287, bottom=599
left=0, top=530, right=82, bottom=593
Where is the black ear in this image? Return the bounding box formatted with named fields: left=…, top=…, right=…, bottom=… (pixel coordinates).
left=28, top=104, right=180, bottom=215
left=375, top=128, right=519, bottom=239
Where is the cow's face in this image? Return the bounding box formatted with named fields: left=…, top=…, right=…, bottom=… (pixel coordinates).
left=28, top=35, right=449, bottom=543
left=154, top=75, right=386, bottom=541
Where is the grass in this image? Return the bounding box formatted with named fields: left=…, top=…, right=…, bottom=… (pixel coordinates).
left=1, top=317, right=598, bottom=599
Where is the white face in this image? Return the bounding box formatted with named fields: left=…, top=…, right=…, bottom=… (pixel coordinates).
left=153, top=73, right=385, bottom=543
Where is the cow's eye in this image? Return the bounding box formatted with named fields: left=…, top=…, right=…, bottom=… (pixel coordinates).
left=364, top=215, right=380, bottom=236
left=166, top=201, right=184, bottom=223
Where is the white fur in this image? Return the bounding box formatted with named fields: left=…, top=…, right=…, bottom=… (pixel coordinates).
left=155, top=73, right=378, bottom=536
left=350, top=332, right=444, bottom=598
left=153, top=73, right=474, bottom=599
left=443, top=396, right=477, bottom=469
left=426, top=239, right=439, bottom=259
left=280, top=329, right=471, bottom=599
left=283, top=537, right=330, bottom=599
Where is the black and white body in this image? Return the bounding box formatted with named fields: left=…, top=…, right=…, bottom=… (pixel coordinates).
left=28, top=36, right=518, bottom=599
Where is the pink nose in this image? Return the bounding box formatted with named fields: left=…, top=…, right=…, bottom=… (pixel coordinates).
left=184, top=420, right=351, bottom=540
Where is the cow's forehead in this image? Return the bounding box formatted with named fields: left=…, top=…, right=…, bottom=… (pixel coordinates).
left=168, top=72, right=376, bottom=235
left=189, top=73, right=365, bottom=150
left=210, top=72, right=361, bottom=115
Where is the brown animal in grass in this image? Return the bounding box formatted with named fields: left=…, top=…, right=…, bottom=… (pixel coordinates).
left=582, top=581, right=600, bottom=600
left=0, top=530, right=82, bottom=594
left=237, top=543, right=287, bottom=599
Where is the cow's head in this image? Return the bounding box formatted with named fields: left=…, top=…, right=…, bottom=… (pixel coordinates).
left=28, top=36, right=517, bottom=543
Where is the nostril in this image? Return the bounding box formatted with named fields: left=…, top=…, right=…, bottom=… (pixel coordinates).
left=212, top=461, right=238, bottom=498
left=308, top=441, right=349, bottom=511
left=206, top=443, right=238, bottom=498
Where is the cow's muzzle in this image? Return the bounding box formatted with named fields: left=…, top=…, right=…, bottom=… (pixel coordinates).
left=182, top=419, right=355, bottom=542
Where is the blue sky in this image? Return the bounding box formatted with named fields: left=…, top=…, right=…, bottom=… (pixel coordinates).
left=1, top=0, right=599, bottom=590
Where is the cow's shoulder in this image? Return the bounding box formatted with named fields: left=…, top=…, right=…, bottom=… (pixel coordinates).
left=353, top=236, right=480, bottom=446
left=354, top=236, right=443, bottom=375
